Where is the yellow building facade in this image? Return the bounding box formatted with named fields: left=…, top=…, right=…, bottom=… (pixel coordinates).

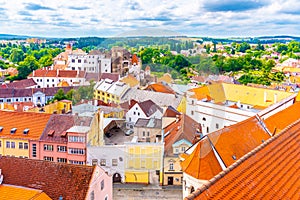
left=0, top=138, right=30, bottom=158
left=28, top=100, right=72, bottom=114
left=125, top=143, right=164, bottom=185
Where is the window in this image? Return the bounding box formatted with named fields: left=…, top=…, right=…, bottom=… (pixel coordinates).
left=191, top=110, right=194, bottom=115
left=147, top=131, right=150, bottom=137
left=68, top=136, right=85, bottom=143
left=24, top=143, right=28, bottom=149
left=7, top=99, right=11, bottom=102
left=92, top=159, right=98, bottom=166
left=78, top=59, right=81, bottom=63
left=133, top=111, right=136, bottom=115
left=129, top=117, right=131, bottom=122
left=57, top=158, right=67, bottom=163
left=47, top=79, right=49, bottom=82
left=69, top=160, right=84, bottom=165
left=101, top=180, right=104, bottom=190
left=138, top=112, right=140, bottom=116
left=72, top=59, right=75, bottom=63
left=19, top=142, right=23, bottom=149
left=90, top=191, right=95, bottom=200
left=57, top=145, right=67, bottom=152
left=181, top=146, right=186, bottom=152
left=10, top=142, right=15, bottom=148
left=6, top=141, right=10, bottom=148
left=100, top=159, right=106, bottom=166
left=44, top=144, right=54, bottom=151
left=191, top=100, right=194, bottom=105
left=202, top=117, right=206, bottom=121
left=169, top=163, right=174, bottom=170
left=44, top=156, right=54, bottom=161
left=216, top=123, right=219, bottom=129
left=68, top=148, right=85, bottom=155
left=112, top=159, right=118, bottom=166
left=0, top=141, right=1, bottom=147
left=143, top=131, right=145, bottom=137
left=32, top=144, right=37, bottom=157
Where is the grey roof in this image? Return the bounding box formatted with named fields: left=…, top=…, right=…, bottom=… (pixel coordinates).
left=106, top=81, right=129, bottom=96
left=121, top=88, right=183, bottom=109
left=95, top=79, right=114, bottom=92
left=72, top=103, right=98, bottom=114
left=135, top=118, right=162, bottom=128
left=67, top=126, right=90, bottom=133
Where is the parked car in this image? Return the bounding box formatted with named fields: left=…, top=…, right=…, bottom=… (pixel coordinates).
left=125, top=129, right=134, bottom=136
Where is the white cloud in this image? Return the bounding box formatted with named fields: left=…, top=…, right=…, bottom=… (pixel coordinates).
left=0, top=0, right=299, bottom=37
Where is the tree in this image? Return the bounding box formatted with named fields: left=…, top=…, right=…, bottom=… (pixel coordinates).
left=236, top=42, right=250, bottom=53
left=39, top=55, right=53, bottom=67
left=16, top=55, right=40, bottom=79
left=9, top=48, right=24, bottom=63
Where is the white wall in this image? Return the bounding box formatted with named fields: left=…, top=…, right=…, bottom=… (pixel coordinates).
left=186, top=97, right=255, bottom=135
left=182, top=173, right=208, bottom=199
left=87, top=145, right=126, bottom=183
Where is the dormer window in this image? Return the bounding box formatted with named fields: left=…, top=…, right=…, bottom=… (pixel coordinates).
left=10, top=128, right=17, bottom=134
left=23, top=129, right=30, bottom=135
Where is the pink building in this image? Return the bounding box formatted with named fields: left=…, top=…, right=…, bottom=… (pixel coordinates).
left=35, top=114, right=93, bottom=165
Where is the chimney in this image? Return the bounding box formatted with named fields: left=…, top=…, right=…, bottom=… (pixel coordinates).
left=264, top=91, right=267, bottom=102
left=274, top=93, right=278, bottom=103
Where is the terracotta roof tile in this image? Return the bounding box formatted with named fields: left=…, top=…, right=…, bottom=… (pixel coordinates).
left=188, top=119, right=300, bottom=200
left=0, top=184, right=51, bottom=200
left=100, top=73, right=119, bottom=82
left=145, top=83, right=175, bottom=94
left=208, top=116, right=271, bottom=167
left=0, top=156, right=95, bottom=200
left=181, top=136, right=223, bottom=180
left=0, top=111, right=51, bottom=140
left=264, top=102, right=300, bottom=135
left=2, top=78, right=37, bottom=89
left=164, top=114, right=200, bottom=156
left=181, top=116, right=271, bottom=181
left=163, top=106, right=181, bottom=117
left=138, top=99, right=163, bottom=117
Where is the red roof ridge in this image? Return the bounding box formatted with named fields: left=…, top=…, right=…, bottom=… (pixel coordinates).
left=185, top=118, right=300, bottom=200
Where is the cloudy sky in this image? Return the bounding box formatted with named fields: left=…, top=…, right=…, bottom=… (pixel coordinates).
left=0, top=0, right=299, bottom=38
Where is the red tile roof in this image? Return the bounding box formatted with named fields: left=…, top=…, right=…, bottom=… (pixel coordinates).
left=145, top=83, right=175, bottom=94
left=208, top=116, right=271, bottom=167
left=1, top=78, right=37, bottom=89
left=29, top=69, right=85, bottom=78
left=181, top=116, right=271, bottom=180
left=164, top=114, right=200, bottom=156
left=163, top=106, right=181, bottom=117
left=181, top=136, right=223, bottom=180
left=40, top=114, right=93, bottom=143
left=138, top=99, right=163, bottom=117
left=0, top=111, right=51, bottom=140
left=0, top=156, right=96, bottom=200
left=100, top=73, right=119, bottom=82
left=186, top=119, right=300, bottom=200
left=263, top=102, right=300, bottom=135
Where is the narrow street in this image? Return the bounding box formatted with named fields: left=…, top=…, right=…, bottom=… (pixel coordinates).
left=113, top=184, right=183, bottom=200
